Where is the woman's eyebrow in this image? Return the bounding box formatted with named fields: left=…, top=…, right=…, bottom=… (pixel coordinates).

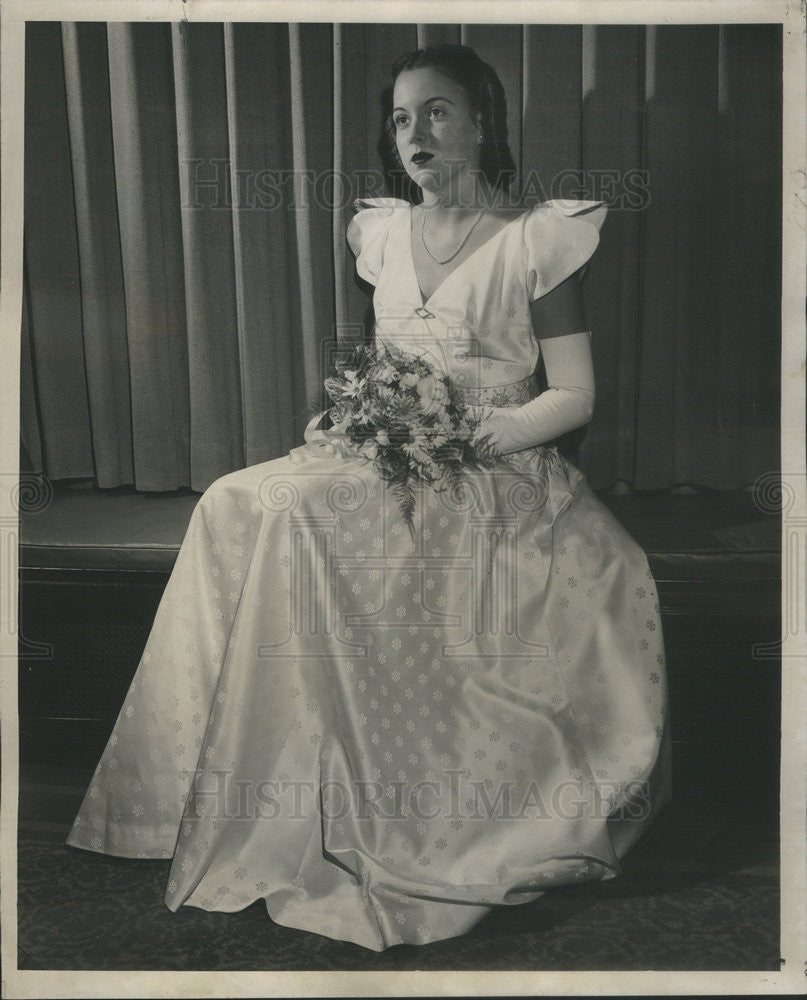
left=392, top=96, right=456, bottom=112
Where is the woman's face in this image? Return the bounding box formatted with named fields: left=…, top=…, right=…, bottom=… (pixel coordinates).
left=392, top=67, right=482, bottom=198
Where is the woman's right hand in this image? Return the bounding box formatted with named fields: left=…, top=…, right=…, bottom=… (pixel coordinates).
left=303, top=410, right=329, bottom=444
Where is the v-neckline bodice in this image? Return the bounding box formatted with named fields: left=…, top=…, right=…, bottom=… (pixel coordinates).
left=408, top=206, right=526, bottom=308
left=363, top=195, right=606, bottom=397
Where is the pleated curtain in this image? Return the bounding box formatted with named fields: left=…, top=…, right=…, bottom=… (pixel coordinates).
left=21, top=21, right=782, bottom=493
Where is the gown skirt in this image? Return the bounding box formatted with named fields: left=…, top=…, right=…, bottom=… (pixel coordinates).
left=67, top=421, right=672, bottom=951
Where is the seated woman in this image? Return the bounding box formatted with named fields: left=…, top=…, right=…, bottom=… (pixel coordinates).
left=67, top=42, right=671, bottom=951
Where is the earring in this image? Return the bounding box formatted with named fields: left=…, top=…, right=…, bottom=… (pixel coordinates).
left=478, top=132, right=484, bottom=144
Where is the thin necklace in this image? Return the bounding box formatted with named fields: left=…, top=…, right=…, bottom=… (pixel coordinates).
left=420, top=207, right=487, bottom=266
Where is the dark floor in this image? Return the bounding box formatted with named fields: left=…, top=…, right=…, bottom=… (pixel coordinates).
left=17, top=762, right=780, bottom=972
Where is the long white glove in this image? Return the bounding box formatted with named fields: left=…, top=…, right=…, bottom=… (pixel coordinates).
left=474, top=331, right=595, bottom=455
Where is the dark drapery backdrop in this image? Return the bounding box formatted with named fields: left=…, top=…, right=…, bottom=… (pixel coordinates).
left=21, top=21, right=782, bottom=493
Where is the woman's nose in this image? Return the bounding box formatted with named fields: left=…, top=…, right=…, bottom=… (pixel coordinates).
left=410, top=115, right=427, bottom=143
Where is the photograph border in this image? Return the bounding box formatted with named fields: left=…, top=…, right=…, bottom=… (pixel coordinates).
left=2, top=1, right=805, bottom=997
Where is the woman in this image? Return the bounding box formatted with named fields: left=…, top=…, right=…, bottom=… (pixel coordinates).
left=67, top=43, right=671, bottom=951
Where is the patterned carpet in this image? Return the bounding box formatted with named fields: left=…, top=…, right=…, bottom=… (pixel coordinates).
left=17, top=766, right=780, bottom=972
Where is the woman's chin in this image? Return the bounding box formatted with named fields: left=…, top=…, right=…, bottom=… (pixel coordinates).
left=408, top=167, right=442, bottom=190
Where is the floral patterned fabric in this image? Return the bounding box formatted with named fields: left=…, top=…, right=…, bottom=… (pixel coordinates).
left=67, top=198, right=671, bottom=951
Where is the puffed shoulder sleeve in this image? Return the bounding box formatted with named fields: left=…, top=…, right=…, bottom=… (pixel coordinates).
left=346, top=197, right=410, bottom=285
left=524, top=199, right=608, bottom=301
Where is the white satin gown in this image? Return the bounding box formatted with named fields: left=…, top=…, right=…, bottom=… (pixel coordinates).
left=67, top=198, right=672, bottom=951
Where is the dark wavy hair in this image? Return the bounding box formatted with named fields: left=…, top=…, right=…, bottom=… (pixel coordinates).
left=378, top=44, right=517, bottom=203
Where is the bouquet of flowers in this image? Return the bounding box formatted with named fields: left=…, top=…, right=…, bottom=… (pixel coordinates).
left=323, top=343, right=500, bottom=535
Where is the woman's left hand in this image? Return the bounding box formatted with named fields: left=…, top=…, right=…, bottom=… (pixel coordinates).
left=469, top=405, right=512, bottom=454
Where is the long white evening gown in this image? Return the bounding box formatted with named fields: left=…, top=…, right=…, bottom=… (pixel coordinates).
left=67, top=197, right=672, bottom=951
